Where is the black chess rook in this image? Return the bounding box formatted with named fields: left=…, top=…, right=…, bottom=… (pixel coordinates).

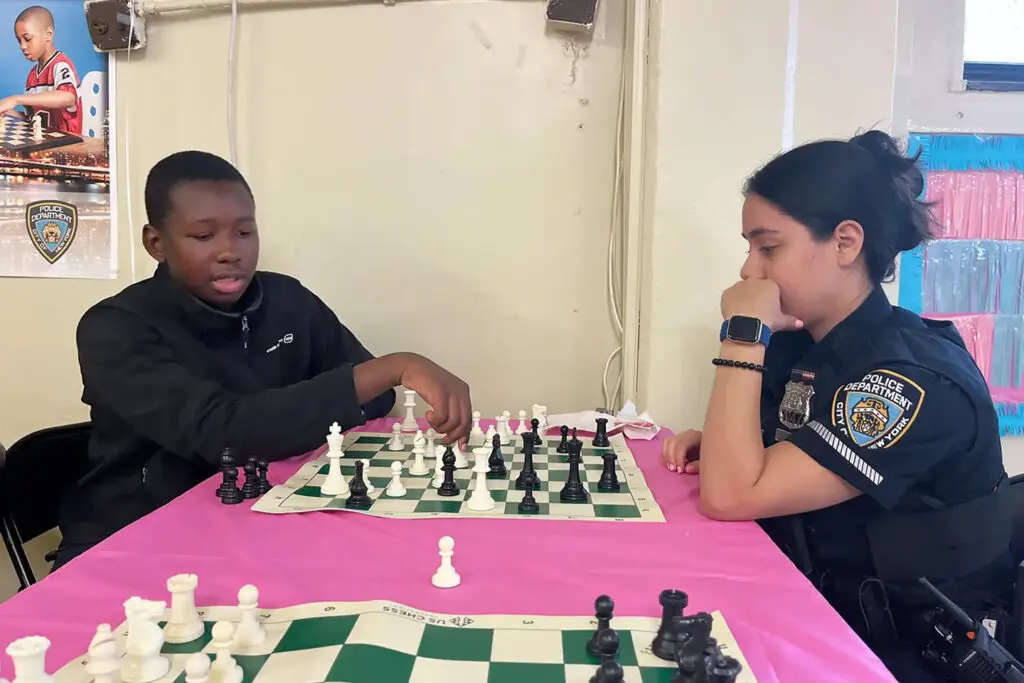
left=438, top=448, right=461, bottom=497
left=652, top=589, right=689, bottom=661
left=597, top=452, right=620, bottom=492
left=593, top=417, right=610, bottom=447
left=345, top=461, right=373, bottom=509
left=216, top=447, right=236, bottom=499
left=559, top=439, right=589, bottom=503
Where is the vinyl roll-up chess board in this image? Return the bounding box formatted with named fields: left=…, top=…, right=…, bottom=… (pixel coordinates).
left=52, top=599, right=757, bottom=683
left=250, top=432, right=665, bottom=522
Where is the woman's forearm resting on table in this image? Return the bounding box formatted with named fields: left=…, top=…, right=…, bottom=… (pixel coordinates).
left=698, top=341, right=769, bottom=518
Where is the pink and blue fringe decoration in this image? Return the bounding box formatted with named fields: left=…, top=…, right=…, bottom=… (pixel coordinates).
left=902, top=134, right=1024, bottom=436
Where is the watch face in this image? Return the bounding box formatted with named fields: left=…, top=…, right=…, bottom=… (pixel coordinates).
left=728, top=316, right=762, bottom=343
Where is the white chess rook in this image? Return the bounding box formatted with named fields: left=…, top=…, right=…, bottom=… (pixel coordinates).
left=6, top=636, right=54, bottom=683
left=164, top=574, right=204, bottom=643
left=466, top=451, right=495, bottom=511
left=431, top=536, right=461, bottom=588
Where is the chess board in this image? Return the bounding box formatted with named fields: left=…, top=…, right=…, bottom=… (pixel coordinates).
left=52, top=599, right=757, bottom=683
left=250, top=431, right=666, bottom=523
left=0, top=114, right=81, bottom=153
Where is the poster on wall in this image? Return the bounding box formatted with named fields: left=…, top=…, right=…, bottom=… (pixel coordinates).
left=0, top=0, right=115, bottom=279
left=900, top=133, right=1024, bottom=436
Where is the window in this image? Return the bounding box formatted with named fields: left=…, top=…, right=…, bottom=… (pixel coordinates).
left=962, top=0, right=1024, bottom=91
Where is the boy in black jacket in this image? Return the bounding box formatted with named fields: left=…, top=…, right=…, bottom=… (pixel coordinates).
left=53, top=150, right=472, bottom=568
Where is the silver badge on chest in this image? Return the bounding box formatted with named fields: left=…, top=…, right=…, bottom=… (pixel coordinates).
left=776, top=369, right=816, bottom=441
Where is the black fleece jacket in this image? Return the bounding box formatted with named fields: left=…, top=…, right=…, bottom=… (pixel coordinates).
left=59, top=263, right=395, bottom=547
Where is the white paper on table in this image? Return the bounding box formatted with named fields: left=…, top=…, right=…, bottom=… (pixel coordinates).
left=542, top=401, right=660, bottom=441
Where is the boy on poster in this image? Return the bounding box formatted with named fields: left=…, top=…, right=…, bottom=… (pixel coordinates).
left=0, top=5, right=82, bottom=134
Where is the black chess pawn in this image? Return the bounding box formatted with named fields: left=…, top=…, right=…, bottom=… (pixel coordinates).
left=241, top=461, right=260, bottom=499
left=593, top=416, right=610, bottom=447
left=706, top=654, right=743, bottom=683
left=586, top=595, right=615, bottom=657
left=557, top=425, right=570, bottom=453
left=652, top=589, right=689, bottom=661
left=488, top=434, right=507, bottom=478
left=345, top=460, right=373, bottom=509
left=256, top=459, right=271, bottom=494
left=515, top=436, right=541, bottom=490
left=216, top=448, right=236, bottom=499
left=518, top=481, right=540, bottom=514
left=220, top=462, right=243, bottom=505
left=589, top=659, right=624, bottom=683
left=560, top=440, right=589, bottom=503
left=672, top=631, right=700, bottom=682
left=597, top=452, right=620, bottom=491
left=438, top=448, right=460, bottom=497
left=529, top=418, right=542, bottom=449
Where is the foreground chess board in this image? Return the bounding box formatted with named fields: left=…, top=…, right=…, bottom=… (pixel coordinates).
left=53, top=599, right=757, bottom=683
left=0, top=114, right=81, bottom=153
left=250, top=431, right=666, bottom=523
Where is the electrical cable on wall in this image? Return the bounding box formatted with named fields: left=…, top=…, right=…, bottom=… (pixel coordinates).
left=227, top=0, right=238, bottom=166
left=125, top=2, right=137, bottom=283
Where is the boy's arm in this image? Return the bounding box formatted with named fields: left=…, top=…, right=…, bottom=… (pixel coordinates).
left=77, top=305, right=380, bottom=466
left=8, top=90, right=76, bottom=110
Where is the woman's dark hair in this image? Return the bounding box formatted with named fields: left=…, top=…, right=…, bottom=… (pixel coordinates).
left=743, top=130, right=935, bottom=283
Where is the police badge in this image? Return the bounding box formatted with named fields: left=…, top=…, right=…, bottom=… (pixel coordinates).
left=777, top=369, right=816, bottom=441
left=26, top=200, right=78, bottom=264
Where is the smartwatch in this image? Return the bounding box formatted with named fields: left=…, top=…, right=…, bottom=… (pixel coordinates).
left=720, top=316, right=771, bottom=346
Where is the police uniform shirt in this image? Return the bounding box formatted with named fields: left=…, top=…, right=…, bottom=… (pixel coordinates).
left=758, top=286, right=1009, bottom=591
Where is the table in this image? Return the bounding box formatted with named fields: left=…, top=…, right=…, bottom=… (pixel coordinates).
left=0, top=417, right=896, bottom=682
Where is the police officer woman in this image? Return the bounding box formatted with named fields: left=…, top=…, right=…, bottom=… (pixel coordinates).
left=662, top=130, right=1015, bottom=682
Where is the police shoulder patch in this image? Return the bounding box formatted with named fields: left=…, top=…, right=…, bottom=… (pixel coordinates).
left=831, top=368, right=924, bottom=449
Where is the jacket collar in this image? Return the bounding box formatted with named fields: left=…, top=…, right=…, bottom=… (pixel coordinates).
left=154, top=262, right=264, bottom=329
left=792, top=286, right=894, bottom=373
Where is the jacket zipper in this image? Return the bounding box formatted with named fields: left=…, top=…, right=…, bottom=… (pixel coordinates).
left=241, top=315, right=250, bottom=350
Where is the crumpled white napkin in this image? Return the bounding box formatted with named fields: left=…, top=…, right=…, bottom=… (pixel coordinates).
left=542, top=401, right=660, bottom=440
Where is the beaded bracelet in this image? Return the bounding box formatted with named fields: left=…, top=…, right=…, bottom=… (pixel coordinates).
left=712, top=357, right=766, bottom=373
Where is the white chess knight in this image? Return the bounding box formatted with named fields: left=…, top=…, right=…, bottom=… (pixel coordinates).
left=408, top=431, right=430, bottom=475
left=164, top=573, right=204, bottom=643
left=121, top=597, right=170, bottom=683
left=387, top=423, right=404, bottom=450
left=401, top=389, right=418, bottom=431
left=466, top=451, right=495, bottom=511
left=386, top=461, right=407, bottom=497
left=321, top=422, right=349, bottom=497
left=431, top=536, right=460, bottom=588
left=234, top=585, right=266, bottom=647
left=6, top=635, right=54, bottom=683
left=210, top=622, right=243, bottom=683
left=468, top=411, right=485, bottom=446
left=85, top=625, right=119, bottom=683
left=532, top=404, right=548, bottom=430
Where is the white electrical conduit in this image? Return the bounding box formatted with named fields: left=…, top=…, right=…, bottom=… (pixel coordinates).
left=137, top=0, right=507, bottom=15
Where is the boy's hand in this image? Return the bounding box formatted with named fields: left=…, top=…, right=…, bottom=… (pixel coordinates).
left=398, top=356, right=472, bottom=446
left=661, top=429, right=701, bottom=474
left=0, top=96, right=21, bottom=116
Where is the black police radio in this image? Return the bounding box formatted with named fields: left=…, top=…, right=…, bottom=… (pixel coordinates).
left=917, top=577, right=1024, bottom=682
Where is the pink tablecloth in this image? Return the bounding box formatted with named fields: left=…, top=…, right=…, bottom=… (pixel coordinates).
left=0, top=418, right=895, bottom=682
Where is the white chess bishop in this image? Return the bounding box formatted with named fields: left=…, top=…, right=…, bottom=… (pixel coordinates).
left=85, top=624, right=120, bottom=683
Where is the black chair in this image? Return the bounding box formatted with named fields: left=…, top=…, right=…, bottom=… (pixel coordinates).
left=0, top=422, right=91, bottom=590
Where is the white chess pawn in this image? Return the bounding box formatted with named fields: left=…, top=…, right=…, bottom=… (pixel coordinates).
left=466, top=451, right=495, bottom=511
left=469, top=411, right=485, bottom=446
left=210, top=622, right=243, bottom=683
left=431, top=459, right=445, bottom=488
left=164, top=574, right=204, bottom=643
left=85, top=624, right=119, bottom=683
left=483, top=424, right=498, bottom=448
left=386, top=461, right=407, bottom=496
left=387, top=423, right=404, bottom=450
left=500, top=410, right=513, bottom=444
left=7, top=636, right=53, bottom=683
left=184, top=654, right=211, bottom=683
left=409, top=433, right=429, bottom=476
left=431, top=536, right=460, bottom=588
left=515, top=410, right=528, bottom=434
left=425, top=428, right=437, bottom=457
left=234, top=584, right=266, bottom=647
left=401, top=389, right=418, bottom=431
left=451, top=441, right=468, bottom=468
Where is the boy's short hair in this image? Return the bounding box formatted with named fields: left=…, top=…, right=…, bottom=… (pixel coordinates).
left=144, top=150, right=253, bottom=229
left=16, top=5, right=53, bottom=28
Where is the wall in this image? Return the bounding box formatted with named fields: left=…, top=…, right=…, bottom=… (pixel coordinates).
left=0, top=0, right=627, bottom=446
left=893, top=0, right=1024, bottom=474
left=640, top=0, right=900, bottom=432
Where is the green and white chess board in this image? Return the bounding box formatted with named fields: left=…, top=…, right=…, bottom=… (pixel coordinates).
left=53, top=599, right=757, bottom=683
left=250, top=431, right=666, bottom=523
